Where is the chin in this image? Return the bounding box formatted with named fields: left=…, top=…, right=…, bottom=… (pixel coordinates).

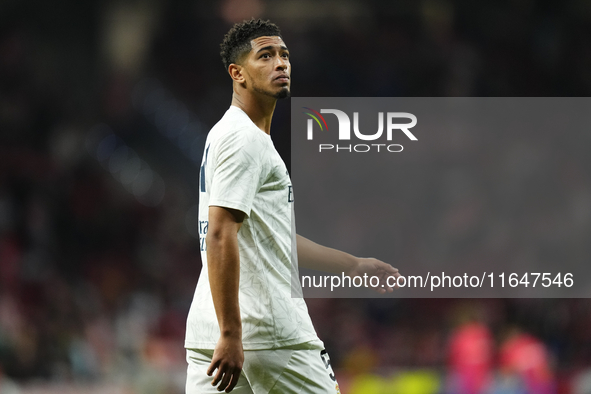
left=275, top=88, right=291, bottom=99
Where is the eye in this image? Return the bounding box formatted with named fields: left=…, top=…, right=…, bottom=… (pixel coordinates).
left=260, top=53, right=271, bottom=59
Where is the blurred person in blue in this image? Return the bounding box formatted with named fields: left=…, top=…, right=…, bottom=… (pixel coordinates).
left=184, top=19, right=399, bottom=394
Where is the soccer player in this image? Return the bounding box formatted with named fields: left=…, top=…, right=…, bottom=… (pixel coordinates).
left=185, top=19, right=400, bottom=393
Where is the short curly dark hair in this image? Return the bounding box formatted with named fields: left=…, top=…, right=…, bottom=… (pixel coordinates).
left=220, top=19, right=282, bottom=70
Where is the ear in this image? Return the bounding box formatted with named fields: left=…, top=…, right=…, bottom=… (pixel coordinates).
left=228, top=64, right=245, bottom=83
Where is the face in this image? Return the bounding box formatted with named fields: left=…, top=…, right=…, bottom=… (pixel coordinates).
left=241, top=36, right=291, bottom=99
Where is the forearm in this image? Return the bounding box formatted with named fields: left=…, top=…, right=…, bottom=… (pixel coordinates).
left=207, top=229, right=242, bottom=338
left=296, top=234, right=358, bottom=274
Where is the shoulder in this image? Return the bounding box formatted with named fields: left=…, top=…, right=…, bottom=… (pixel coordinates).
left=208, top=107, right=270, bottom=156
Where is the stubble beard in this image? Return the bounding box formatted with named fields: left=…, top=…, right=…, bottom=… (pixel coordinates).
left=253, top=84, right=291, bottom=100
left=275, top=87, right=291, bottom=99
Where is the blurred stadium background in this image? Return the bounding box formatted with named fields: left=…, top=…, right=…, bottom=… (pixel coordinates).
left=1, top=0, right=591, bottom=393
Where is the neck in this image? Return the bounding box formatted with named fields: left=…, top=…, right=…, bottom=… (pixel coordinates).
left=231, top=86, right=277, bottom=135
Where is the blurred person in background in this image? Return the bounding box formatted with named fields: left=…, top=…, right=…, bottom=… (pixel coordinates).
left=446, top=302, right=493, bottom=394
left=494, top=326, right=554, bottom=394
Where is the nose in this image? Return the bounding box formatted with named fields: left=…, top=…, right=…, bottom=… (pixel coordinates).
left=276, top=55, right=288, bottom=70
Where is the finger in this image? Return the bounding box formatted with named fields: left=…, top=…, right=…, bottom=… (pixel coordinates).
left=384, top=277, right=397, bottom=291
left=218, top=367, right=233, bottom=391
left=226, top=369, right=241, bottom=392
left=207, top=359, right=220, bottom=376
left=387, top=267, right=399, bottom=275
left=212, top=365, right=225, bottom=386
left=390, top=275, right=399, bottom=290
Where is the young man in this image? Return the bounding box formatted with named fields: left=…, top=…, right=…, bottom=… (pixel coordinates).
left=185, top=19, right=399, bottom=393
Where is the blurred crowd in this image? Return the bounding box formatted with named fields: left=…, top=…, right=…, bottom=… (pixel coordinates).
left=1, top=0, right=591, bottom=393
left=307, top=298, right=591, bottom=393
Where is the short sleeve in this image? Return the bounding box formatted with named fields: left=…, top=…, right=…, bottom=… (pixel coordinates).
left=208, top=131, right=266, bottom=217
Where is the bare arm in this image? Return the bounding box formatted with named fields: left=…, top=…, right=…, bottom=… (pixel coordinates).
left=296, top=235, right=357, bottom=274
left=297, top=234, right=400, bottom=293
left=206, top=206, right=245, bottom=393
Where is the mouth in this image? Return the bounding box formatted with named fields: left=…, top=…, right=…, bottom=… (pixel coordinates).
left=274, top=74, right=290, bottom=83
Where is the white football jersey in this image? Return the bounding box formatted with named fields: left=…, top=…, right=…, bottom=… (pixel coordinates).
left=185, top=106, right=321, bottom=350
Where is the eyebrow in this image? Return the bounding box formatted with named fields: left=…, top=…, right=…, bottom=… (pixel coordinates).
left=255, top=45, right=289, bottom=54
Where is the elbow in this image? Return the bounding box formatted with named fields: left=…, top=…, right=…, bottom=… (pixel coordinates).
left=205, top=226, right=234, bottom=249
left=205, top=229, right=222, bottom=248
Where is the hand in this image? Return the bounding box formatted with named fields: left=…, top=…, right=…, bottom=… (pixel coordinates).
left=207, top=334, right=244, bottom=392
left=347, top=257, right=400, bottom=294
